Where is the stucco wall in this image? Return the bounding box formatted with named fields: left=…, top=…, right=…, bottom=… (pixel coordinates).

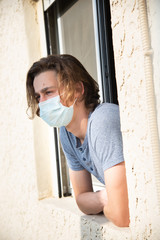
left=0, top=0, right=35, bottom=238
left=0, top=0, right=132, bottom=239
left=110, top=0, right=160, bottom=239
left=0, top=0, right=159, bottom=239
left=147, top=0, right=160, bottom=145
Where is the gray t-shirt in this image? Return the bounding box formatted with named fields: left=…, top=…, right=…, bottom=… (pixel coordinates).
left=60, top=103, right=124, bottom=184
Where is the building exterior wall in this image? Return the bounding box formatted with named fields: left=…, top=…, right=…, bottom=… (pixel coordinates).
left=110, top=0, right=160, bottom=239
left=0, top=0, right=159, bottom=239
left=147, top=0, right=160, bottom=144
left=0, top=0, right=130, bottom=239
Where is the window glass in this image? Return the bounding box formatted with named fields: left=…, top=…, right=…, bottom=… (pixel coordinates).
left=58, top=0, right=98, bottom=82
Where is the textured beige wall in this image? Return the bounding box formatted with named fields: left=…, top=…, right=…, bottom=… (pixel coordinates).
left=147, top=0, right=160, bottom=144
left=110, top=0, right=160, bottom=239
left=0, top=0, right=131, bottom=239
left=0, top=0, right=39, bottom=238
left=0, top=0, right=159, bottom=239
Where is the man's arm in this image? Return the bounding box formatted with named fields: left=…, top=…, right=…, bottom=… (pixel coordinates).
left=69, top=168, right=108, bottom=214
left=103, top=162, right=130, bottom=227
left=69, top=162, right=130, bottom=227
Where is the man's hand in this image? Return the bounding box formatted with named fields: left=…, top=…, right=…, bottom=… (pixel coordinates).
left=96, top=189, right=108, bottom=207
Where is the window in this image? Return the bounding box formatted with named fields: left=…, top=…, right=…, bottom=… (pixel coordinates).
left=43, top=0, right=117, bottom=197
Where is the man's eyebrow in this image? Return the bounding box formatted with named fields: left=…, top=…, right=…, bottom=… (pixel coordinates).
left=35, top=86, right=57, bottom=95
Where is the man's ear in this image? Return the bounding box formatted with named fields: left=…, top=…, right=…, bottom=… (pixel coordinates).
left=75, top=81, right=84, bottom=98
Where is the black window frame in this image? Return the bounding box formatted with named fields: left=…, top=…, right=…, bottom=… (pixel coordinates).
left=96, top=0, right=118, bottom=104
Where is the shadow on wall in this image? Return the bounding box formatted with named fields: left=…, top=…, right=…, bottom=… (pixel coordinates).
left=23, top=0, right=42, bottom=65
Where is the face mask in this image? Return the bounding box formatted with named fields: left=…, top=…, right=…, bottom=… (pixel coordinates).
left=38, top=95, right=76, bottom=127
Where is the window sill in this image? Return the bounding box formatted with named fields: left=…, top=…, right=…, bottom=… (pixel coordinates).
left=38, top=196, right=132, bottom=240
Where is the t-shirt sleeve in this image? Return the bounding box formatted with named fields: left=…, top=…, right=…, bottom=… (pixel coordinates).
left=59, top=127, right=85, bottom=171
left=89, top=105, right=124, bottom=172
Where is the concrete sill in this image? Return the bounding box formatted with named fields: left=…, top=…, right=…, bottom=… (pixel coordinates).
left=39, top=197, right=132, bottom=240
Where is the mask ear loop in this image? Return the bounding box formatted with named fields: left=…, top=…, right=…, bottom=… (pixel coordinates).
left=59, top=92, right=65, bottom=103
left=73, top=98, right=77, bottom=106
left=59, top=92, right=65, bottom=97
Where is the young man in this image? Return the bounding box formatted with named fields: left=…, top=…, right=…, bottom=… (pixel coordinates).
left=26, top=54, right=129, bottom=227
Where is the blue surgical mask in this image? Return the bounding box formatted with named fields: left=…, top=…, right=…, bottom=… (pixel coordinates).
left=38, top=95, right=76, bottom=127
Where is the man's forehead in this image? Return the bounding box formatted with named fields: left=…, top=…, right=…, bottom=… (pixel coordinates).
left=33, top=71, right=58, bottom=92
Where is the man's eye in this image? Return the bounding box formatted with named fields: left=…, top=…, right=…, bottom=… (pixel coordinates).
left=46, top=91, right=52, bottom=95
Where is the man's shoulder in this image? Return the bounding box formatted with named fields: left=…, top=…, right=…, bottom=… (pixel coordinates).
left=87, top=103, right=121, bottom=141
left=90, top=103, right=120, bottom=124
left=94, top=102, right=119, bottom=111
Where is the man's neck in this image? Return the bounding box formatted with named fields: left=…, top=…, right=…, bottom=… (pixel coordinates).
left=66, top=102, right=91, bottom=143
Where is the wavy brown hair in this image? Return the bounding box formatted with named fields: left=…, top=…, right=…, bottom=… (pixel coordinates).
left=26, top=54, right=100, bottom=119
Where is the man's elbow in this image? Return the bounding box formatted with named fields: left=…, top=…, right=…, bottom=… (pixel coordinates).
left=104, top=206, right=130, bottom=227
left=76, top=194, right=102, bottom=215
left=76, top=194, right=92, bottom=215
left=113, top=216, right=130, bottom=227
